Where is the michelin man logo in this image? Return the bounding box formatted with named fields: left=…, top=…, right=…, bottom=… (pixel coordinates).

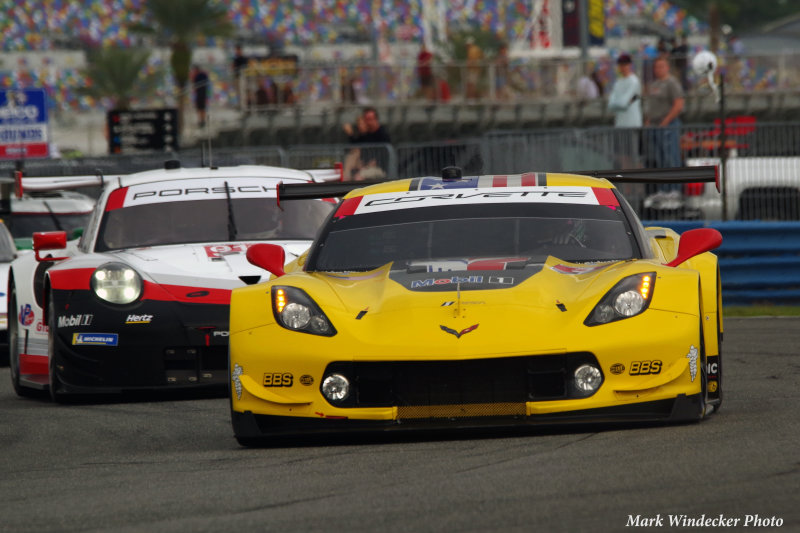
left=232, top=363, right=243, bottom=400
left=686, top=345, right=698, bottom=382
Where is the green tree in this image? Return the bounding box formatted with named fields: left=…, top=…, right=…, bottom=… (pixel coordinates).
left=132, top=0, right=233, bottom=129
left=77, top=46, right=162, bottom=110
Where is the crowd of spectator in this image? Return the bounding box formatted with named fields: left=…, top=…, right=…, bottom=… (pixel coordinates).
left=0, top=0, right=775, bottom=117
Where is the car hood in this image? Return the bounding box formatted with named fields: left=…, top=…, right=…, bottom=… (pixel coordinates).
left=112, top=241, right=312, bottom=290
left=269, top=256, right=673, bottom=353
left=313, top=256, right=619, bottom=315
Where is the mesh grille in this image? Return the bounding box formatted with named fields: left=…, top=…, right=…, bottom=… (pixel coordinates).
left=397, top=402, right=527, bottom=420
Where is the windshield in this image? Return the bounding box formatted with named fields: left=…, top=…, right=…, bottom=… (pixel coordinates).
left=7, top=214, right=90, bottom=239
left=309, top=204, right=638, bottom=271
left=95, top=197, right=333, bottom=252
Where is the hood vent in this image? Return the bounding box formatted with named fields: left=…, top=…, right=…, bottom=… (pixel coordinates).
left=239, top=275, right=261, bottom=285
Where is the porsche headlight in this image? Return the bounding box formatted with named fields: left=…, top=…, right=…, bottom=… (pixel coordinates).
left=585, top=272, right=655, bottom=326
left=271, top=286, right=336, bottom=336
left=91, top=263, right=143, bottom=304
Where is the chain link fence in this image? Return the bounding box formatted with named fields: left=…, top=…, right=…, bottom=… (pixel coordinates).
left=7, top=122, right=800, bottom=222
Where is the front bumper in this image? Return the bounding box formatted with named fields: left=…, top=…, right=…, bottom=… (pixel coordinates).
left=232, top=393, right=703, bottom=438
left=51, top=290, right=229, bottom=393
left=230, top=308, right=705, bottom=438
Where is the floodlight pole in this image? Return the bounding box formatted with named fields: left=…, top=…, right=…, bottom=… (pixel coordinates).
left=719, top=71, right=728, bottom=221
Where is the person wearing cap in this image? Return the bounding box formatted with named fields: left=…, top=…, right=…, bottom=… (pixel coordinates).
left=607, top=53, right=642, bottom=168
left=607, top=54, right=642, bottom=128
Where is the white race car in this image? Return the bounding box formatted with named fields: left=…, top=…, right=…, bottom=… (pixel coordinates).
left=8, top=162, right=338, bottom=400
left=0, top=220, right=18, bottom=363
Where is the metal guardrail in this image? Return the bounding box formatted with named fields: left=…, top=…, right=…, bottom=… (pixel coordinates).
left=649, top=221, right=800, bottom=304
left=7, top=122, right=800, bottom=222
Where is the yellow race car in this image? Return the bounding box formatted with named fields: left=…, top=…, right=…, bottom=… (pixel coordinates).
left=229, top=166, right=723, bottom=445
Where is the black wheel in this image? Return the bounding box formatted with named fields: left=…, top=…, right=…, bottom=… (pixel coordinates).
left=8, top=282, right=37, bottom=397
left=47, top=295, right=67, bottom=403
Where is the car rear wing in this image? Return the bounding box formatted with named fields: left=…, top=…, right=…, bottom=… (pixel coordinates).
left=305, top=162, right=344, bottom=183
left=574, top=165, right=719, bottom=192
left=277, top=165, right=720, bottom=203
left=1, top=170, right=120, bottom=215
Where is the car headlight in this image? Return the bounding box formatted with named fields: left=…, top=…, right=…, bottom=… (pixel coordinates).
left=91, top=263, right=143, bottom=304
left=271, top=286, right=336, bottom=336
left=584, top=272, right=655, bottom=326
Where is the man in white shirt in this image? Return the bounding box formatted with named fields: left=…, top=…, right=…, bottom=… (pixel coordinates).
left=607, top=54, right=642, bottom=127
left=607, top=54, right=642, bottom=167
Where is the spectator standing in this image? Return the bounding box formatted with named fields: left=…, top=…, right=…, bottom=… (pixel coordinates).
left=577, top=64, right=602, bottom=100
left=607, top=54, right=642, bottom=168
left=645, top=56, right=685, bottom=168
left=494, top=42, right=511, bottom=99
left=191, top=64, right=209, bottom=128
left=232, top=44, right=248, bottom=81
left=465, top=37, right=483, bottom=99
left=231, top=44, right=248, bottom=105
left=607, top=54, right=642, bottom=127
left=416, top=44, right=435, bottom=100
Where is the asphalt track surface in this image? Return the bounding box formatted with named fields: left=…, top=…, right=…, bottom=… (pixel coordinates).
left=1, top=317, right=798, bottom=533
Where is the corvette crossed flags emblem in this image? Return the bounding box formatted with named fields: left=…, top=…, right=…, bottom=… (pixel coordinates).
left=440, top=324, right=479, bottom=338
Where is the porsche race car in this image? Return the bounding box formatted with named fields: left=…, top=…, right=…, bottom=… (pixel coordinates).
left=8, top=162, right=338, bottom=400
left=229, top=166, right=724, bottom=445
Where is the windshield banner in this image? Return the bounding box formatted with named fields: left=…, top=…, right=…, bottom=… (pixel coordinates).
left=106, top=177, right=278, bottom=210
left=346, top=187, right=602, bottom=216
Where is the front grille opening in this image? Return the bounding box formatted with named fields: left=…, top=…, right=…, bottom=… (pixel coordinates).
left=327, top=353, right=599, bottom=411
left=201, top=347, right=227, bottom=370
left=239, top=275, right=261, bottom=285
left=163, top=347, right=227, bottom=385
left=164, top=348, right=197, bottom=370
left=528, top=371, right=566, bottom=399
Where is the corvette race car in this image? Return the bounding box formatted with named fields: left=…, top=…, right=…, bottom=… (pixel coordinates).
left=230, top=166, right=724, bottom=444
left=8, top=162, right=337, bottom=400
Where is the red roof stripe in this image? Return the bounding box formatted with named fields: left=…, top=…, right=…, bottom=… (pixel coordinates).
left=592, top=187, right=619, bottom=206
left=335, top=196, right=362, bottom=218
left=521, top=173, right=537, bottom=186
left=492, top=175, right=507, bottom=187
left=105, top=187, right=128, bottom=211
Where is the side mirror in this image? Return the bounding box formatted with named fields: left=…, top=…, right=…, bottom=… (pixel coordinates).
left=246, top=243, right=286, bottom=277
left=33, top=231, right=68, bottom=262
left=665, top=228, right=722, bottom=267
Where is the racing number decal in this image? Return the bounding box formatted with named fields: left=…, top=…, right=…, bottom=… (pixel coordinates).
left=263, top=373, right=293, bottom=387
left=629, top=360, right=662, bottom=375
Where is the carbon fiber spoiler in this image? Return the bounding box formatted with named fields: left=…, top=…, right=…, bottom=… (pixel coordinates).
left=277, top=165, right=719, bottom=202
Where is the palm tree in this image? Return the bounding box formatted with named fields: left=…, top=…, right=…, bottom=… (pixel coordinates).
left=77, top=46, right=162, bottom=110
left=132, top=0, right=234, bottom=131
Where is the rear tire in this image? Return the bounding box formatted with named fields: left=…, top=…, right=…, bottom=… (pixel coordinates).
left=8, top=283, right=37, bottom=398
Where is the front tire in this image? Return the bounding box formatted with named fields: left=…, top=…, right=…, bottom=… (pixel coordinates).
left=47, top=295, right=67, bottom=403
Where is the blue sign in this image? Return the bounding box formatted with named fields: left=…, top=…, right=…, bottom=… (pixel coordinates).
left=72, top=333, right=119, bottom=346
left=0, top=88, right=50, bottom=159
